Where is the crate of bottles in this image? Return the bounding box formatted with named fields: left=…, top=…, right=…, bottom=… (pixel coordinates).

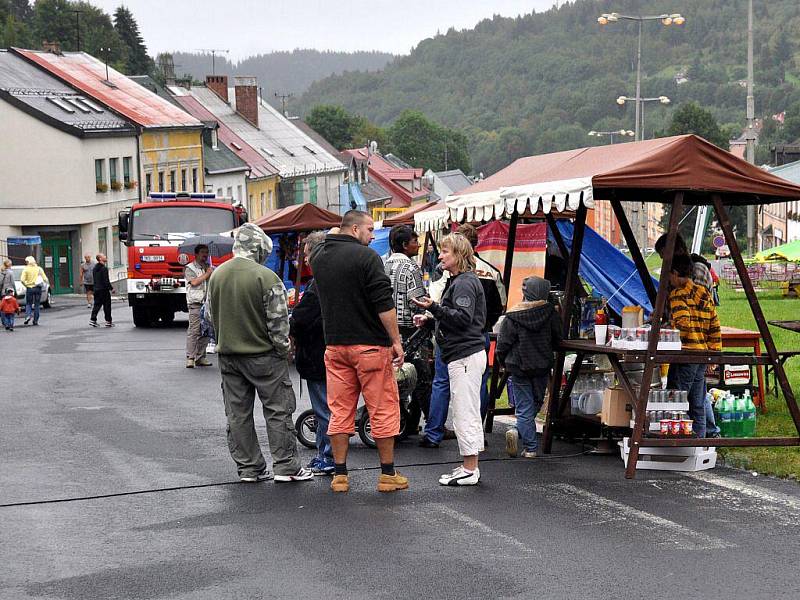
left=710, top=388, right=757, bottom=438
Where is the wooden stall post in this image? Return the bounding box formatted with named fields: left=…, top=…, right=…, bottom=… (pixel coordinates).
left=294, top=233, right=306, bottom=296
left=542, top=203, right=587, bottom=453
left=712, top=194, right=800, bottom=434
left=624, top=192, right=684, bottom=478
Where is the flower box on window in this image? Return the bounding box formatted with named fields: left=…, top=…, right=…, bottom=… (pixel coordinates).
left=111, top=181, right=123, bottom=191
left=96, top=182, right=109, bottom=193
left=124, top=181, right=137, bottom=190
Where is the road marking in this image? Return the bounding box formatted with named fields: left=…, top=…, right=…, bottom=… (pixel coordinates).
left=549, top=483, right=733, bottom=550
left=433, top=503, right=533, bottom=554
left=683, top=471, right=800, bottom=513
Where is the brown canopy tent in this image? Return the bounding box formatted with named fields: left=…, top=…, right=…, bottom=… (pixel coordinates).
left=383, top=201, right=441, bottom=227
left=441, top=134, right=800, bottom=478
left=254, top=203, right=341, bottom=235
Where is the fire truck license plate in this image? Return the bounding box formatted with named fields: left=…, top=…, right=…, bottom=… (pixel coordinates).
left=141, top=255, right=165, bottom=262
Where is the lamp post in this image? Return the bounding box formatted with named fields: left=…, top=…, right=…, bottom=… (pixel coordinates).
left=588, top=129, right=635, bottom=144
left=616, top=95, right=671, bottom=140
left=599, top=12, right=685, bottom=142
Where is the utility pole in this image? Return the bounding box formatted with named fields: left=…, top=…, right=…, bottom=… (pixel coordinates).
left=745, top=0, right=757, bottom=255
left=100, top=47, right=111, bottom=81
left=274, top=92, right=293, bottom=117
left=195, top=49, right=229, bottom=76
left=72, top=10, right=82, bottom=51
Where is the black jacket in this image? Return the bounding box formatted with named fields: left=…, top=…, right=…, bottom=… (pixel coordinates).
left=93, top=262, right=111, bottom=292
left=495, top=300, right=562, bottom=377
left=289, top=280, right=326, bottom=381
left=310, top=234, right=395, bottom=346
left=430, top=271, right=486, bottom=363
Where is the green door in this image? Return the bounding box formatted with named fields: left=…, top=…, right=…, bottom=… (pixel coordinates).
left=41, top=239, right=73, bottom=294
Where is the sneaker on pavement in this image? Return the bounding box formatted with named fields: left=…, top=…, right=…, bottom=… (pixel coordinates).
left=331, top=474, right=349, bottom=492
left=439, top=466, right=480, bottom=487
left=104, top=322, right=114, bottom=327
left=240, top=471, right=273, bottom=483
left=89, top=320, right=99, bottom=328
left=24, top=317, right=30, bottom=325
left=185, top=358, right=195, bottom=369
left=377, top=471, right=409, bottom=492
left=206, top=342, right=216, bottom=354
left=306, top=456, right=321, bottom=470
left=311, top=459, right=335, bottom=476
left=195, top=358, right=213, bottom=367
left=505, top=428, right=519, bottom=457
left=274, top=467, right=314, bottom=482
left=521, top=450, right=538, bottom=459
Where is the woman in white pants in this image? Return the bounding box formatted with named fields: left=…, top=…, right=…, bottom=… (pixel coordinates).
left=413, top=233, right=487, bottom=486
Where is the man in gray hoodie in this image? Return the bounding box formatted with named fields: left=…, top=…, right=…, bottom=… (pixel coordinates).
left=495, top=276, right=562, bottom=458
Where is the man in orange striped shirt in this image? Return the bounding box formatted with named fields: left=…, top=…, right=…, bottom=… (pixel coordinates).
left=667, top=254, right=722, bottom=437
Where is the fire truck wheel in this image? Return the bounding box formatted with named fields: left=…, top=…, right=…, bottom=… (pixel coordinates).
left=132, top=306, right=153, bottom=328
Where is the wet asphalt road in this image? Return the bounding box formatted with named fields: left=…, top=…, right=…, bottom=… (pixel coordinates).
left=2, top=298, right=800, bottom=599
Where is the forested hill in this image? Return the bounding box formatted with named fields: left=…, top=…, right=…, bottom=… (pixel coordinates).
left=173, top=49, right=394, bottom=99
left=298, top=0, right=800, bottom=175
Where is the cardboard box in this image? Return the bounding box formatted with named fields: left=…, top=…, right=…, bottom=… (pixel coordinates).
left=601, top=386, right=633, bottom=427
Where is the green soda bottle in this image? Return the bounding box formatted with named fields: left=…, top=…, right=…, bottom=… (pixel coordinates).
left=742, top=391, right=757, bottom=437
left=719, top=395, right=732, bottom=437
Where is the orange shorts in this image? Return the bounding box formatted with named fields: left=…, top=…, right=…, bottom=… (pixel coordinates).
left=324, top=344, right=400, bottom=439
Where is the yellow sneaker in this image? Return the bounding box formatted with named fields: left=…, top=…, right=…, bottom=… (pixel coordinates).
left=377, top=471, right=409, bottom=493
left=330, top=474, right=349, bottom=493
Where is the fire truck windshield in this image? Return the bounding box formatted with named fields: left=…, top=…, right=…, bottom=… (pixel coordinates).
left=130, top=206, right=236, bottom=240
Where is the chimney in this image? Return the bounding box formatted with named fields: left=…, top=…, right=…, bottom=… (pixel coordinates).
left=234, top=76, right=259, bottom=128
left=205, top=75, right=228, bottom=103
left=42, top=41, right=62, bottom=55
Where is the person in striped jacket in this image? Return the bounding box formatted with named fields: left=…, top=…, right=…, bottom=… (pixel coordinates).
left=667, top=254, right=722, bottom=437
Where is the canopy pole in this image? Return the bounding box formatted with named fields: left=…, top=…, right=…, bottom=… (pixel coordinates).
left=294, top=233, right=306, bottom=295
left=542, top=203, right=587, bottom=454
left=421, top=231, right=432, bottom=272
left=625, top=191, right=683, bottom=479
left=712, top=194, right=800, bottom=430
left=501, top=210, right=519, bottom=307
left=610, top=198, right=657, bottom=305
left=545, top=213, right=587, bottom=299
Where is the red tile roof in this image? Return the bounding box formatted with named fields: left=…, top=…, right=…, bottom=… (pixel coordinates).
left=174, top=95, right=278, bottom=178
left=342, top=149, right=429, bottom=207
left=13, top=48, right=201, bottom=129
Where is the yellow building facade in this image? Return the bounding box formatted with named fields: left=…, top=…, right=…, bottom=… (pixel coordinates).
left=139, top=129, right=205, bottom=196
left=246, top=175, right=280, bottom=220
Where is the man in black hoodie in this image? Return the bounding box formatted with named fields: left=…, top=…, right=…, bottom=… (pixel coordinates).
left=495, top=276, right=562, bottom=458
left=89, top=254, right=113, bottom=328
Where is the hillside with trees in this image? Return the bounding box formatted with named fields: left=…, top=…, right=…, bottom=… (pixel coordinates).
left=298, top=0, right=800, bottom=175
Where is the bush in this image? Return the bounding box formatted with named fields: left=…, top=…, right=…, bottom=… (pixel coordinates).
left=96, top=182, right=109, bottom=193
left=111, top=181, right=123, bottom=191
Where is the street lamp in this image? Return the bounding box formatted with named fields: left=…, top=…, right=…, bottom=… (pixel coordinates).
left=588, top=129, right=635, bottom=144
left=616, top=95, right=671, bottom=140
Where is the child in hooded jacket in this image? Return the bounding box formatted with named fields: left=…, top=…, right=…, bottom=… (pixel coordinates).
left=495, top=276, right=562, bottom=457
left=1, top=288, right=20, bottom=331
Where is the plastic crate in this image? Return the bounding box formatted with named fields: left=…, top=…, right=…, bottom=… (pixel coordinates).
left=619, top=438, right=717, bottom=472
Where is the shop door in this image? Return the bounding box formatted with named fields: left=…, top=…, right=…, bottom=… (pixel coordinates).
left=41, top=239, right=73, bottom=294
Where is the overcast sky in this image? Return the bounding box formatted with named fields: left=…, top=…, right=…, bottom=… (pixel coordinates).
left=90, top=0, right=557, bottom=60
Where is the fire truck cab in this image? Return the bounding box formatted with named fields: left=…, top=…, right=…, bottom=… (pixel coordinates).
left=118, top=192, right=246, bottom=327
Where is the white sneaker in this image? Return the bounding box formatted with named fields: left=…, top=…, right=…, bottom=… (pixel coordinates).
left=439, top=466, right=480, bottom=486
left=505, top=428, right=519, bottom=457
left=206, top=342, right=216, bottom=354
left=521, top=450, right=538, bottom=459
left=274, top=467, right=314, bottom=483
left=240, top=471, right=273, bottom=483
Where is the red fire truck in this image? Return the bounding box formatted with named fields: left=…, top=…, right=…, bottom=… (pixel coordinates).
left=118, top=193, right=247, bottom=327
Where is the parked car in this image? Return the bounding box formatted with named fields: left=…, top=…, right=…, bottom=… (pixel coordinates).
left=10, top=266, right=52, bottom=308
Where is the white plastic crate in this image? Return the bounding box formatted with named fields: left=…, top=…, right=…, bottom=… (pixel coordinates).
left=619, top=438, right=717, bottom=471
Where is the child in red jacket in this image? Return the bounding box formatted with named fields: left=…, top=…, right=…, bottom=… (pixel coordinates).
left=1, top=288, right=20, bottom=331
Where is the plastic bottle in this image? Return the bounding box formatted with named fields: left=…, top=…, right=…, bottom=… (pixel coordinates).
left=742, top=392, right=757, bottom=438
left=718, top=394, right=733, bottom=437
left=731, top=394, right=745, bottom=438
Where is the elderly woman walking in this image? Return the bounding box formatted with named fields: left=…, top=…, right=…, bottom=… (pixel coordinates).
left=413, top=233, right=487, bottom=486
left=0, top=259, right=14, bottom=298
left=20, top=256, right=48, bottom=326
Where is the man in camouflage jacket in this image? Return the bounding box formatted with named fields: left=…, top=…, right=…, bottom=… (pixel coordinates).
left=207, top=223, right=311, bottom=483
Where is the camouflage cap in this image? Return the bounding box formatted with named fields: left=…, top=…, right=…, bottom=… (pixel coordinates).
left=233, top=223, right=273, bottom=264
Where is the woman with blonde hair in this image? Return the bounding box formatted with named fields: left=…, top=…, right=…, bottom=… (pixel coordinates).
left=413, top=233, right=487, bottom=486
left=20, top=256, right=48, bottom=325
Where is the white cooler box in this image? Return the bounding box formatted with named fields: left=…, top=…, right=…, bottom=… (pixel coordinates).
left=619, top=437, right=717, bottom=472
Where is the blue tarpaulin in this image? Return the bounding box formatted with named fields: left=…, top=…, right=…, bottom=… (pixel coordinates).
left=369, top=227, right=390, bottom=258
left=338, top=183, right=367, bottom=215
left=553, top=220, right=657, bottom=317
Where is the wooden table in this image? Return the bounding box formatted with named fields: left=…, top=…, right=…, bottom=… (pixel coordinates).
left=720, top=326, right=766, bottom=410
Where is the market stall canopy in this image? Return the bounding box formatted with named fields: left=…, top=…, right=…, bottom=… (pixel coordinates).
left=755, top=239, right=800, bottom=263
left=254, top=203, right=341, bottom=234
left=383, top=201, right=440, bottom=227
left=429, top=135, right=800, bottom=227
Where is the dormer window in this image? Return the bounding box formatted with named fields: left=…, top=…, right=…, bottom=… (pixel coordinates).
left=211, top=129, right=219, bottom=150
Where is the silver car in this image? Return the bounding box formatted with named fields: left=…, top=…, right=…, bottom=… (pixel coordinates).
left=10, top=266, right=53, bottom=308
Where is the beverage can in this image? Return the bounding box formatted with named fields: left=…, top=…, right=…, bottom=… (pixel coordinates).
left=660, top=420, right=670, bottom=435
left=670, top=419, right=682, bottom=435
left=681, top=419, right=693, bottom=435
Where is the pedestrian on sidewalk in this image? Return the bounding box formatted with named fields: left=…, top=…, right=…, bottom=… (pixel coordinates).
left=311, top=210, right=408, bottom=494
left=80, top=254, right=96, bottom=308
left=667, top=254, right=722, bottom=437
left=495, top=276, right=562, bottom=458
left=20, top=256, right=48, bottom=326
left=290, top=231, right=334, bottom=476
left=1, top=288, right=20, bottom=331
left=413, top=233, right=487, bottom=487
left=184, top=244, right=213, bottom=368
left=0, top=259, right=14, bottom=298
left=207, top=223, right=312, bottom=484
left=89, top=254, right=113, bottom=327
